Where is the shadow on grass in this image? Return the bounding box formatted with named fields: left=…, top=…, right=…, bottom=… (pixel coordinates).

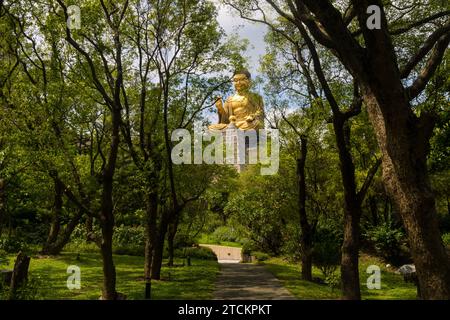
left=11, top=251, right=219, bottom=300
left=263, top=256, right=417, bottom=300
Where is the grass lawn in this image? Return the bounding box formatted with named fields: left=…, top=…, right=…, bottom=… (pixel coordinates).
left=196, top=234, right=243, bottom=248
left=3, top=252, right=219, bottom=300
left=263, top=254, right=417, bottom=300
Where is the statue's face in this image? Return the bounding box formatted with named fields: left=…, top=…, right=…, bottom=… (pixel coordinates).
left=232, top=73, right=250, bottom=92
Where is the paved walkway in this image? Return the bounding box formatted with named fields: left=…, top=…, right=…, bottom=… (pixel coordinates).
left=211, top=257, right=296, bottom=299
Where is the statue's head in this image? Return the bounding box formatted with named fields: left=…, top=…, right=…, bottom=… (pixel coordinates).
left=232, top=69, right=251, bottom=92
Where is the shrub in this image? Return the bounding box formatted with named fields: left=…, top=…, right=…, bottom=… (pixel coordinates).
left=442, top=233, right=450, bottom=246
left=0, top=274, right=45, bottom=300
left=112, top=225, right=145, bottom=247
left=281, top=225, right=302, bottom=263
left=241, top=241, right=257, bottom=256
left=113, top=245, right=144, bottom=256
left=364, top=222, right=405, bottom=261
left=0, top=237, right=28, bottom=254
left=112, top=225, right=145, bottom=256
left=68, top=224, right=146, bottom=256
left=210, top=226, right=243, bottom=243
left=312, top=227, right=341, bottom=280
left=14, top=224, right=48, bottom=245
left=312, top=240, right=340, bottom=279
left=173, top=234, right=196, bottom=249
left=325, top=271, right=341, bottom=292
left=183, top=247, right=217, bottom=260
left=70, top=224, right=101, bottom=246
left=0, top=249, right=8, bottom=268
left=253, top=251, right=270, bottom=262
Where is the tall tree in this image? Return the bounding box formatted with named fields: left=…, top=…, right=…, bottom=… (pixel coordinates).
left=228, top=0, right=450, bottom=299
left=257, top=14, right=381, bottom=298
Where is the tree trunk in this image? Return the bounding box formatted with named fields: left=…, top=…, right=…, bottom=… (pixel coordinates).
left=167, top=215, right=179, bottom=268
left=9, top=251, right=30, bottom=300
left=341, top=205, right=362, bottom=300
left=86, top=215, right=93, bottom=240
left=41, top=211, right=84, bottom=255
left=151, top=209, right=170, bottom=280
left=42, top=178, right=63, bottom=254
left=167, top=226, right=175, bottom=267
left=334, top=118, right=362, bottom=300
left=363, top=92, right=450, bottom=299
left=144, top=191, right=158, bottom=299
left=100, top=213, right=116, bottom=300
left=297, top=136, right=313, bottom=281
left=99, top=174, right=117, bottom=300
left=97, top=100, right=121, bottom=300
left=368, top=196, right=379, bottom=226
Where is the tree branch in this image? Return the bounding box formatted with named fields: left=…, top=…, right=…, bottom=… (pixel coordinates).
left=357, top=158, right=381, bottom=204
left=406, top=32, right=450, bottom=100
left=400, top=21, right=450, bottom=79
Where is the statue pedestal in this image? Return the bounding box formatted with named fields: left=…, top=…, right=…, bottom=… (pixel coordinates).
left=222, top=124, right=258, bottom=173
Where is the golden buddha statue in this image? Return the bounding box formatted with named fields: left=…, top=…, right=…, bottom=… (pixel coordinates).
left=209, top=70, right=265, bottom=131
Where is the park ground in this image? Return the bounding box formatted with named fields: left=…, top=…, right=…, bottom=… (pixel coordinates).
left=2, top=247, right=417, bottom=300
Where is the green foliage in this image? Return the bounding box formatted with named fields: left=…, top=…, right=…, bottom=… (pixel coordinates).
left=112, top=225, right=145, bottom=248
left=1, top=252, right=219, bottom=300
left=210, top=226, right=244, bottom=244
left=0, top=249, right=8, bottom=268
left=325, top=271, right=341, bottom=292
left=364, top=222, right=406, bottom=262
left=0, top=274, right=45, bottom=300
left=0, top=237, right=28, bottom=254
left=264, top=256, right=417, bottom=300
left=224, top=168, right=291, bottom=255
left=442, top=233, right=450, bottom=247
left=312, top=227, right=341, bottom=280
left=281, top=224, right=302, bottom=262
left=241, top=240, right=257, bottom=256
left=69, top=224, right=147, bottom=256
left=173, top=234, right=196, bottom=249
left=253, top=251, right=270, bottom=262
left=183, top=247, right=217, bottom=261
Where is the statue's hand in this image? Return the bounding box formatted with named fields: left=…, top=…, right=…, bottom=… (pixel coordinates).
left=245, top=115, right=254, bottom=122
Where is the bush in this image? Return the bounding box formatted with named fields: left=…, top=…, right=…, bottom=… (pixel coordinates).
left=281, top=225, right=302, bottom=263
left=0, top=274, right=45, bottom=300
left=68, top=224, right=146, bottom=256
left=364, top=222, right=405, bottom=261
left=64, top=242, right=98, bottom=254
left=14, top=224, right=48, bottom=245
left=70, top=224, right=101, bottom=246
left=241, top=241, right=257, bottom=256
left=113, top=225, right=145, bottom=247
left=442, top=233, right=450, bottom=246
left=0, top=237, right=28, bottom=254
left=173, top=234, right=196, bottom=249
left=183, top=247, right=217, bottom=260
left=210, top=226, right=243, bottom=244
left=312, top=227, right=341, bottom=280
left=0, top=249, right=8, bottom=267
left=113, top=245, right=144, bottom=256
left=325, top=271, right=341, bottom=292
left=253, top=251, right=270, bottom=262
left=112, top=225, right=145, bottom=256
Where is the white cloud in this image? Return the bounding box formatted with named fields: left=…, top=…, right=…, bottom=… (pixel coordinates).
left=216, top=3, right=268, bottom=76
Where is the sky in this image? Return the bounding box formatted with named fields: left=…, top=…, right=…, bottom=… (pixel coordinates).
left=216, top=3, right=269, bottom=77
left=203, top=2, right=272, bottom=125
